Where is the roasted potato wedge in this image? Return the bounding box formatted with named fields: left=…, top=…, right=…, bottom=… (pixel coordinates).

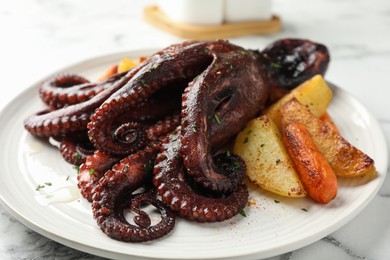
left=97, top=64, right=118, bottom=81
left=280, top=98, right=376, bottom=178
left=118, top=57, right=138, bottom=72
left=265, top=74, right=333, bottom=131
left=283, top=122, right=338, bottom=204
left=233, top=115, right=306, bottom=197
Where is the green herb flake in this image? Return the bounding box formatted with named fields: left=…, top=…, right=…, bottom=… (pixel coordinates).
left=151, top=64, right=159, bottom=69
left=214, top=114, right=222, bottom=125
left=140, top=79, right=146, bottom=85
left=233, top=162, right=241, bottom=170
left=88, top=136, right=93, bottom=141
left=66, top=176, right=70, bottom=181
left=89, top=168, right=96, bottom=177
left=191, top=125, right=197, bottom=133
left=243, top=137, right=249, bottom=144
left=271, top=62, right=282, bottom=69
left=144, top=160, right=155, bottom=173
left=123, top=164, right=129, bottom=172
left=226, top=150, right=231, bottom=157
left=274, top=200, right=280, bottom=204
left=247, top=130, right=252, bottom=135
left=260, top=143, right=265, bottom=147
left=239, top=209, right=247, bottom=217
left=74, top=152, right=82, bottom=161
left=301, top=208, right=308, bottom=212
left=44, top=182, right=52, bottom=186
left=35, top=184, right=45, bottom=191
left=73, top=165, right=80, bottom=173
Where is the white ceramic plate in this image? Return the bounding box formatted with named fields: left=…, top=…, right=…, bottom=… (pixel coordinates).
left=0, top=51, right=387, bottom=260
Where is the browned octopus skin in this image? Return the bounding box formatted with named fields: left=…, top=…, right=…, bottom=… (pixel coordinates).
left=87, top=41, right=213, bottom=156
left=23, top=66, right=144, bottom=138
left=179, top=41, right=270, bottom=193
left=78, top=114, right=181, bottom=202
left=39, top=72, right=126, bottom=109
left=23, top=38, right=330, bottom=242
left=23, top=54, right=179, bottom=138
left=91, top=143, right=175, bottom=242
left=59, top=132, right=95, bottom=166
left=259, top=38, right=330, bottom=103
left=78, top=150, right=121, bottom=202
left=154, top=130, right=248, bottom=222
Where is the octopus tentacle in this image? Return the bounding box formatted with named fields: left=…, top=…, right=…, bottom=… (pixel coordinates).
left=78, top=151, right=122, bottom=202
left=39, top=72, right=127, bottom=109
left=259, top=38, right=330, bottom=91
left=24, top=62, right=148, bottom=138
left=88, top=41, right=213, bottom=156
left=154, top=129, right=248, bottom=222
left=59, top=132, right=95, bottom=166
left=92, top=143, right=175, bottom=242
left=180, top=40, right=269, bottom=193
left=23, top=38, right=332, bottom=243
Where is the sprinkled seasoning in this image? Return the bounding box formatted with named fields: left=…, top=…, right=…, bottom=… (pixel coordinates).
left=74, top=152, right=82, bottom=161
left=73, top=165, right=80, bottom=173
left=89, top=168, right=96, bottom=177
left=35, top=184, right=45, bottom=191
left=214, top=114, right=222, bottom=125
left=239, top=209, right=247, bottom=217
left=243, top=137, right=249, bottom=144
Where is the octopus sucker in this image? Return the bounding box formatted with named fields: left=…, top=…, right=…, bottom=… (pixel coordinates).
left=154, top=129, right=248, bottom=223
left=91, top=144, right=175, bottom=242
left=24, top=60, right=149, bottom=138
left=23, top=38, right=330, bottom=242
left=59, top=132, right=95, bottom=166
left=39, top=72, right=127, bottom=109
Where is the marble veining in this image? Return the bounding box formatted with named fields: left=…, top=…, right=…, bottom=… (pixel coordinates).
left=1, top=0, right=390, bottom=259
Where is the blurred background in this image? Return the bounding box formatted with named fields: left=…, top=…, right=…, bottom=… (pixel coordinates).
left=0, top=0, right=389, bottom=259
left=1, top=0, right=389, bottom=119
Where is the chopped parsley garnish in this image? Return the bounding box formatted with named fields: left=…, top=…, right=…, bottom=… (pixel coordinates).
left=271, top=62, right=282, bottom=69
left=35, top=184, right=45, bottom=191
left=89, top=168, right=96, bottom=177
left=74, top=152, right=82, bottom=161
left=73, top=165, right=80, bottom=173
left=214, top=114, right=222, bottom=125
left=243, top=137, right=249, bottom=144
left=239, top=209, right=247, bottom=217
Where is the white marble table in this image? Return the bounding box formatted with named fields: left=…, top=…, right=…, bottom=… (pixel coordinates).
left=1, top=0, right=389, bottom=259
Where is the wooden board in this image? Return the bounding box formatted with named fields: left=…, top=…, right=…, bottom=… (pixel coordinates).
left=143, top=6, right=281, bottom=40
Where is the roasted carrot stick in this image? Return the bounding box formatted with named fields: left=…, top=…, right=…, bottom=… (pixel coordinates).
left=320, top=112, right=340, bottom=134
left=283, top=122, right=338, bottom=204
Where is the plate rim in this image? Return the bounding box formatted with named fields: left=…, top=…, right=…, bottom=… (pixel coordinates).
left=0, top=50, right=388, bottom=260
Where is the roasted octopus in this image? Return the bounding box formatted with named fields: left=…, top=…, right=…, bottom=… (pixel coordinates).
left=24, top=39, right=329, bottom=242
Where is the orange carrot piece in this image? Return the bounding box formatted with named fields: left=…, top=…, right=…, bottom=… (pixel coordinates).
left=283, top=122, right=338, bottom=204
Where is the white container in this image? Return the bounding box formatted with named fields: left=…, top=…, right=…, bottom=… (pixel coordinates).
left=157, top=0, right=224, bottom=25
left=224, top=0, right=272, bottom=22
